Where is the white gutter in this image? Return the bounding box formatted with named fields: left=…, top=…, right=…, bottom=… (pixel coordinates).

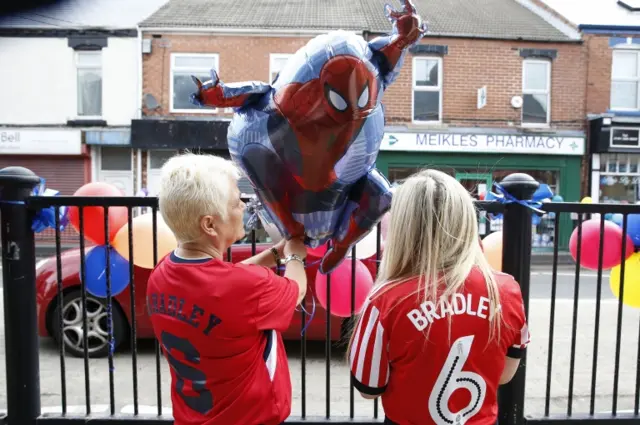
left=135, top=23, right=143, bottom=195
left=136, top=24, right=143, bottom=120
left=139, top=26, right=362, bottom=36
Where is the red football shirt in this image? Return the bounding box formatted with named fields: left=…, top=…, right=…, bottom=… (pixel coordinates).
left=349, top=267, right=530, bottom=425
left=146, top=251, right=299, bottom=425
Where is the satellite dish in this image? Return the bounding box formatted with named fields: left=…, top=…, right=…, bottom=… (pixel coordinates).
left=511, top=96, right=523, bottom=109
left=143, top=93, right=160, bottom=110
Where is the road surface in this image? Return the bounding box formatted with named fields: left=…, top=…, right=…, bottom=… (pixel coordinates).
left=0, top=265, right=638, bottom=420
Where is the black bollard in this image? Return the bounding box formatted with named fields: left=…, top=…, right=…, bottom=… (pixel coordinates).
left=498, top=173, right=538, bottom=425
left=0, top=166, right=42, bottom=425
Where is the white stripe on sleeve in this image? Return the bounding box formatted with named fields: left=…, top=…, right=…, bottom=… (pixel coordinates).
left=367, top=321, right=385, bottom=387
left=355, top=306, right=380, bottom=382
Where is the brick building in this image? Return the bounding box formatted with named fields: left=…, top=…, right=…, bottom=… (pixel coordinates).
left=134, top=0, right=588, bottom=246
left=536, top=0, right=640, bottom=205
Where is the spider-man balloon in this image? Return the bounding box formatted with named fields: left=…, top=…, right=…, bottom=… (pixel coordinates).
left=191, top=1, right=427, bottom=274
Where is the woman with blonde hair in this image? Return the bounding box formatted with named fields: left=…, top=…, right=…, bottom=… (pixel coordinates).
left=348, top=169, right=529, bottom=425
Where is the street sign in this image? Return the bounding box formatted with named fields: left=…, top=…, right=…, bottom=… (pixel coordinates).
left=477, top=86, right=487, bottom=109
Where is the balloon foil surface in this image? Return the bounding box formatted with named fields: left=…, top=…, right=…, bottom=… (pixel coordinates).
left=191, top=1, right=427, bottom=273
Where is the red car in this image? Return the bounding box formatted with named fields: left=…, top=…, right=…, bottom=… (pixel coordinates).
left=35, top=243, right=379, bottom=358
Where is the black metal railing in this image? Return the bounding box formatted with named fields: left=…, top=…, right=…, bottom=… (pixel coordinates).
left=1, top=166, right=639, bottom=425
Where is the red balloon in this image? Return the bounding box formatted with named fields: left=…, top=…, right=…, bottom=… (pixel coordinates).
left=569, top=219, right=634, bottom=270
left=314, top=259, right=374, bottom=317
left=68, top=182, right=128, bottom=245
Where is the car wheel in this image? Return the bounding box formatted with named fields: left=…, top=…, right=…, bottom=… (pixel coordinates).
left=50, top=289, right=128, bottom=358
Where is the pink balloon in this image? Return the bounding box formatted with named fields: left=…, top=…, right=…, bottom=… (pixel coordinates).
left=314, top=259, right=374, bottom=317
left=569, top=219, right=634, bottom=270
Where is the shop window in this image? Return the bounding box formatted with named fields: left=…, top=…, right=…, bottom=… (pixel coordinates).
left=412, top=57, right=442, bottom=123
left=522, top=59, right=551, bottom=126
left=599, top=153, right=640, bottom=203
left=611, top=50, right=640, bottom=110
left=269, top=54, right=292, bottom=84
left=170, top=53, right=219, bottom=112
left=76, top=52, right=102, bottom=117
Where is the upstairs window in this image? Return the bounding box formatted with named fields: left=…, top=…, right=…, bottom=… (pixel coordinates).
left=522, top=59, right=551, bottom=125
left=412, top=57, right=442, bottom=123
left=76, top=52, right=102, bottom=117
left=170, top=54, right=219, bottom=112
left=611, top=50, right=640, bottom=110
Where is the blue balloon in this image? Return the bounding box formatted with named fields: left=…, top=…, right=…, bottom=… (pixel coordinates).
left=82, top=245, right=130, bottom=298
left=604, top=213, right=613, bottom=221
left=626, top=214, right=640, bottom=246
left=552, top=195, right=564, bottom=202
left=532, top=184, right=553, bottom=202
left=611, top=213, right=624, bottom=227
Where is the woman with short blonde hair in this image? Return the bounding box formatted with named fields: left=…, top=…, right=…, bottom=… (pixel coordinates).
left=148, top=152, right=308, bottom=425
left=348, top=169, right=530, bottom=425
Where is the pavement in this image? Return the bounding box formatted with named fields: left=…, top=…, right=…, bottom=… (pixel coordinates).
left=0, top=264, right=638, bottom=420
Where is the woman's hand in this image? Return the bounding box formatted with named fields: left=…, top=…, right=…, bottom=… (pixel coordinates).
left=274, top=238, right=286, bottom=258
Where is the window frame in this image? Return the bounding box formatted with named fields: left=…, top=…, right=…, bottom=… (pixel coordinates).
left=269, top=53, right=293, bottom=84
left=521, top=59, right=551, bottom=127
left=169, top=53, right=220, bottom=114
left=611, top=49, right=640, bottom=111
left=411, top=56, right=443, bottom=124
left=75, top=51, right=103, bottom=119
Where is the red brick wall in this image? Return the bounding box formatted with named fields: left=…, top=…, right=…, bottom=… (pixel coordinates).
left=142, top=34, right=314, bottom=118
left=383, top=38, right=587, bottom=130
left=142, top=33, right=587, bottom=130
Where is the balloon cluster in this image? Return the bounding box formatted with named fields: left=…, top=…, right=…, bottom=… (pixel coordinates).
left=67, top=182, right=177, bottom=298
left=248, top=199, right=393, bottom=318
left=481, top=183, right=559, bottom=271
left=570, top=196, right=640, bottom=308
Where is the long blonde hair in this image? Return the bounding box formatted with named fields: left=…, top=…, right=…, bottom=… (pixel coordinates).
left=354, top=169, right=502, bottom=344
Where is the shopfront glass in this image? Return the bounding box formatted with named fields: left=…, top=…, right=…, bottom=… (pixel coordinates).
left=387, top=166, right=560, bottom=250
left=599, top=153, right=640, bottom=204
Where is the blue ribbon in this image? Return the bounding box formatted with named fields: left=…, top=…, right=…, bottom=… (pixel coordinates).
left=30, top=178, right=69, bottom=233
left=484, top=182, right=553, bottom=222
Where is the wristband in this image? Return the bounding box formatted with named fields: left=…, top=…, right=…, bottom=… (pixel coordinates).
left=282, top=254, right=305, bottom=266
left=270, top=247, right=280, bottom=265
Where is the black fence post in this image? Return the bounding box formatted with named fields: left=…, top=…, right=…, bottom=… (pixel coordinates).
left=0, top=167, right=42, bottom=425
left=497, top=173, right=538, bottom=425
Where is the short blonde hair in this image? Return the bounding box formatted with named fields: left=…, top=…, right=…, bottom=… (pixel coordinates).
left=158, top=152, right=241, bottom=243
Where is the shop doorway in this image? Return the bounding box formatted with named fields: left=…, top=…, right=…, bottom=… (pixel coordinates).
left=455, top=172, right=492, bottom=199
left=96, top=147, right=134, bottom=195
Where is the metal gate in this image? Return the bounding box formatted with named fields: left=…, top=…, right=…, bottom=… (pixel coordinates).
left=0, top=166, right=638, bottom=425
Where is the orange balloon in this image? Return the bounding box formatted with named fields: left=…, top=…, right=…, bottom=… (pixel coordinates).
left=68, top=182, right=128, bottom=245
left=482, top=231, right=503, bottom=271
left=111, top=213, right=177, bottom=269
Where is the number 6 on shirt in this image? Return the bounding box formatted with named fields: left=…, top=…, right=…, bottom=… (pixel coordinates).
left=429, top=335, right=486, bottom=425
left=161, top=331, right=214, bottom=415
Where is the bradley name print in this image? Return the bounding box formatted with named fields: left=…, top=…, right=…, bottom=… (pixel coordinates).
left=407, top=293, right=500, bottom=331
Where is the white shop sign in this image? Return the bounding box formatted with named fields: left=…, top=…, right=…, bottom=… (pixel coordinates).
left=0, top=128, right=82, bottom=155
left=380, top=132, right=585, bottom=156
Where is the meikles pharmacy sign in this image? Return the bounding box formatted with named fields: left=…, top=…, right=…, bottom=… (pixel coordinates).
left=380, top=132, right=585, bottom=156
